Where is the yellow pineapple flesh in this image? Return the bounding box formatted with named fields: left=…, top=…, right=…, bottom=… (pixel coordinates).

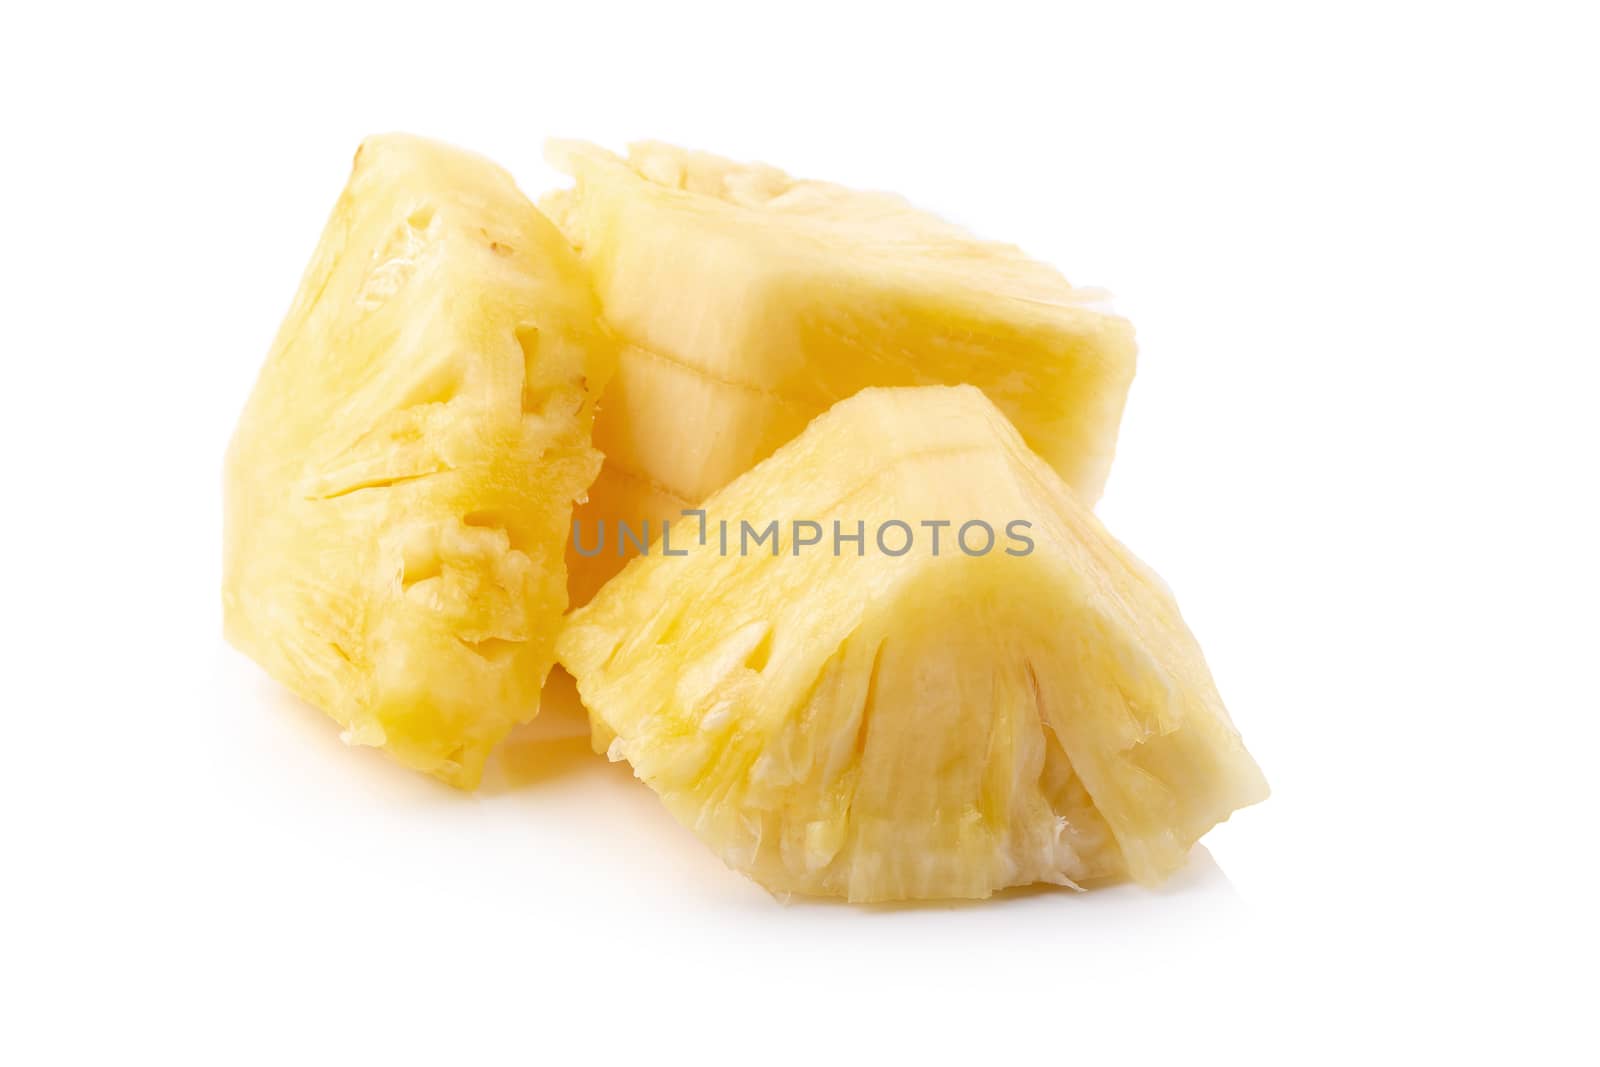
left=224, top=134, right=615, bottom=788
left=541, top=141, right=1137, bottom=601
left=558, top=386, right=1266, bottom=901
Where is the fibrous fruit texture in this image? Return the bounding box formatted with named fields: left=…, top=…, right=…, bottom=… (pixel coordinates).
left=224, top=134, right=615, bottom=788
left=559, top=386, right=1267, bottom=902
left=541, top=141, right=1137, bottom=604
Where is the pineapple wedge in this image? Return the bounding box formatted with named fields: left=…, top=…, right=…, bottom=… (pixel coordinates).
left=224, top=134, right=615, bottom=788
left=558, top=386, right=1266, bottom=901
left=542, top=141, right=1137, bottom=600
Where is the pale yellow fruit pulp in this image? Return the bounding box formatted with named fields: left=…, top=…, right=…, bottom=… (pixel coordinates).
left=542, top=141, right=1137, bottom=604
left=559, top=386, right=1267, bottom=901
left=224, top=134, right=615, bottom=788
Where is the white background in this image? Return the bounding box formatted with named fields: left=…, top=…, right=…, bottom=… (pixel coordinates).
left=4, top=2, right=1596, bottom=1062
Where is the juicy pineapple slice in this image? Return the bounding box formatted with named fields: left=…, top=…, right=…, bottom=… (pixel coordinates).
left=224, top=134, right=615, bottom=788
left=559, top=386, right=1266, bottom=901
left=542, top=140, right=1137, bottom=600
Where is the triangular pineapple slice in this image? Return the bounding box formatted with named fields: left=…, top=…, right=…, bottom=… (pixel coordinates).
left=224, top=134, right=615, bottom=788
left=542, top=140, right=1137, bottom=600
left=559, top=386, right=1266, bottom=901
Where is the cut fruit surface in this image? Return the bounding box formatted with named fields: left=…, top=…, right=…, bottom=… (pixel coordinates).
left=542, top=141, right=1137, bottom=600
left=224, top=134, right=615, bottom=788
left=558, top=386, right=1266, bottom=901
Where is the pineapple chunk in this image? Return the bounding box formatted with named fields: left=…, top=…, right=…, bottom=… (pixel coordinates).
left=224, top=134, right=615, bottom=788
left=558, top=386, right=1266, bottom=901
left=542, top=140, right=1137, bottom=600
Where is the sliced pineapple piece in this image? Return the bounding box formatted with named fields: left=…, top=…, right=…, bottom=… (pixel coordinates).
left=542, top=140, right=1137, bottom=600
left=558, top=386, right=1265, bottom=901
left=224, top=134, right=615, bottom=788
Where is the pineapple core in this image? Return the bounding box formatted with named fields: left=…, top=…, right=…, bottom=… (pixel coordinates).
left=541, top=140, right=1138, bottom=604
left=224, top=135, right=615, bottom=788
left=558, top=386, right=1266, bottom=902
